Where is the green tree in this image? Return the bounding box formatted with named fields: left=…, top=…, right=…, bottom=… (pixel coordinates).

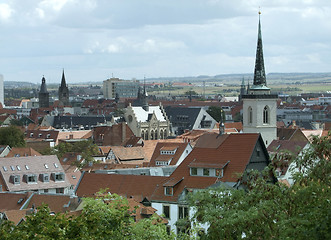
left=184, top=90, right=198, bottom=96
left=0, top=126, right=25, bottom=147
left=0, top=193, right=177, bottom=240
left=189, top=132, right=331, bottom=239
left=206, top=106, right=224, bottom=122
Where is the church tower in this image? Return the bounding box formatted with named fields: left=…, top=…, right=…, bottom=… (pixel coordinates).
left=242, top=12, right=277, bottom=147
left=58, top=70, right=69, bottom=106
left=39, top=76, right=49, bottom=108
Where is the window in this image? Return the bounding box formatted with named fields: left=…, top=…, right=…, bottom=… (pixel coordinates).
left=165, top=187, right=173, bottom=196
left=191, top=168, right=197, bottom=176
left=203, top=168, right=210, bottom=176
left=25, top=165, right=29, bottom=170
left=54, top=163, right=59, bottom=168
left=16, top=166, right=21, bottom=171
left=263, top=106, right=269, bottom=124
left=256, top=149, right=260, bottom=157
left=248, top=107, right=253, bottom=124
left=178, top=206, right=189, bottom=219
left=56, top=188, right=64, bottom=194
left=44, top=164, right=49, bottom=169
left=2, top=166, right=8, bottom=172
left=54, top=173, right=65, bottom=182
left=27, top=174, right=37, bottom=183
left=10, top=166, right=15, bottom=171
left=163, top=205, right=170, bottom=219
left=44, top=189, right=49, bottom=193
left=13, top=175, right=20, bottom=184
left=43, top=174, right=50, bottom=182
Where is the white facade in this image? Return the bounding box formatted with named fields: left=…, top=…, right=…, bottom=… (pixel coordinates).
left=243, top=97, right=277, bottom=147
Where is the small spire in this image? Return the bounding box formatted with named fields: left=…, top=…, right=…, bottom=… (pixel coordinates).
left=253, top=10, right=266, bottom=86
left=61, top=69, right=66, bottom=87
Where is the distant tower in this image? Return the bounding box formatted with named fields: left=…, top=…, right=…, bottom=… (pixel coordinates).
left=239, top=77, right=246, bottom=101
left=39, top=76, right=49, bottom=108
left=142, top=77, right=149, bottom=111
left=242, top=11, right=277, bottom=147
left=58, top=70, right=69, bottom=106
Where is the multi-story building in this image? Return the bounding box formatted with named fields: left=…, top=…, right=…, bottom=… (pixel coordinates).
left=102, top=77, right=139, bottom=99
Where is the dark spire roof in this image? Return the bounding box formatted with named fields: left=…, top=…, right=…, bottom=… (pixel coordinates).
left=253, top=12, right=266, bottom=86
left=39, top=76, right=48, bottom=93
left=60, top=69, right=66, bottom=88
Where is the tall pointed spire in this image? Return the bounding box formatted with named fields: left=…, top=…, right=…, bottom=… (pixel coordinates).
left=253, top=11, right=266, bottom=86
left=40, top=76, right=48, bottom=93
left=61, top=69, right=66, bottom=87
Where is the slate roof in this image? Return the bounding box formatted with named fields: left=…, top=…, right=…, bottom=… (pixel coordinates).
left=165, top=106, right=201, bottom=130
left=0, top=155, right=71, bottom=192
left=267, top=140, right=308, bottom=155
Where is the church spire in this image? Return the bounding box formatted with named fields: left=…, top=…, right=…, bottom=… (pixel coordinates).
left=60, top=69, right=66, bottom=88
left=253, top=11, right=266, bottom=86
left=40, top=76, right=48, bottom=93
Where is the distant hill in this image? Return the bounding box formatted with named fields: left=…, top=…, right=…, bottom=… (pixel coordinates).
left=4, top=72, right=331, bottom=88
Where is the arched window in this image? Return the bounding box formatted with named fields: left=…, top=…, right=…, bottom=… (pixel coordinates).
left=160, top=130, right=164, bottom=139
left=155, top=130, right=158, bottom=140
left=263, top=106, right=269, bottom=124
left=248, top=107, right=253, bottom=124
left=150, top=130, right=154, bottom=140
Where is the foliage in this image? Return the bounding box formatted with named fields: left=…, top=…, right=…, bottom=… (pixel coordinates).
left=40, top=140, right=99, bottom=168
left=189, top=132, right=331, bottom=239
left=0, top=193, right=177, bottom=240
left=9, top=119, right=24, bottom=127
left=206, top=106, right=225, bottom=122
left=184, top=90, right=198, bottom=96
left=0, top=126, right=25, bottom=147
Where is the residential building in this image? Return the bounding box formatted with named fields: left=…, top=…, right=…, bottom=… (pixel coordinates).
left=0, top=155, right=71, bottom=194
left=103, top=77, right=139, bottom=99
left=165, top=106, right=217, bottom=135
left=75, top=133, right=273, bottom=234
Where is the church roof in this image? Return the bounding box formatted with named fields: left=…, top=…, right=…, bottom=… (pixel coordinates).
left=131, top=106, right=166, bottom=122
left=253, top=12, right=267, bottom=87
left=39, top=76, right=48, bottom=94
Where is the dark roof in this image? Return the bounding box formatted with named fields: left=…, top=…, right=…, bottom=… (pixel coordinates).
left=267, top=140, right=308, bottom=155
left=165, top=106, right=202, bottom=132
left=0, top=192, right=30, bottom=211
left=39, top=76, right=48, bottom=94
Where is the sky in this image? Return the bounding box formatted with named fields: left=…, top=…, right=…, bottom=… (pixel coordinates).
left=0, top=0, right=331, bottom=84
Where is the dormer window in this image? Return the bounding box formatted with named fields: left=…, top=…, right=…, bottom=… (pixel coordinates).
left=47, top=134, right=51, bottom=138
left=38, top=133, right=42, bottom=138
left=26, top=174, right=37, bottom=184
left=54, top=172, right=65, bottom=182
left=16, top=166, right=21, bottom=171
left=12, top=175, right=20, bottom=184
left=30, top=133, right=34, bottom=137
left=190, top=167, right=197, bottom=176
left=10, top=166, right=15, bottom=171
left=164, top=187, right=173, bottom=196
left=42, top=173, right=50, bottom=182
left=203, top=168, right=210, bottom=176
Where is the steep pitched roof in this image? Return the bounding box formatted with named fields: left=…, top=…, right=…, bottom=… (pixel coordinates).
left=2, top=209, right=27, bottom=225
left=25, top=193, right=73, bottom=213
left=110, top=146, right=146, bottom=162
left=75, top=173, right=168, bottom=201
left=0, top=192, right=31, bottom=211
left=131, top=106, right=167, bottom=122
left=6, top=147, right=41, bottom=158
left=267, top=140, right=308, bottom=155
left=0, top=155, right=70, bottom=192
left=149, top=142, right=190, bottom=167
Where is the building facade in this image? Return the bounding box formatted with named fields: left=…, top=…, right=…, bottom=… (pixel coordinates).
left=242, top=13, right=277, bottom=147
left=103, top=78, right=139, bottom=99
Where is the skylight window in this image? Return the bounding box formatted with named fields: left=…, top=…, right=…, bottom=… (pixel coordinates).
left=54, top=163, right=59, bottom=168
left=44, top=164, right=49, bottom=169
left=2, top=166, right=8, bottom=172
left=10, top=166, right=15, bottom=171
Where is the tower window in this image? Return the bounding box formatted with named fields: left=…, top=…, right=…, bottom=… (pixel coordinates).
left=263, top=106, right=269, bottom=124
left=248, top=107, right=253, bottom=124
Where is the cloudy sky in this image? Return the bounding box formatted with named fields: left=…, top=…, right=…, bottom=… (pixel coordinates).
left=0, top=0, right=331, bottom=84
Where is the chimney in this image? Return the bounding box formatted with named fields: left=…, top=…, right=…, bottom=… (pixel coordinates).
left=122, top=122, right=126, bottom=143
